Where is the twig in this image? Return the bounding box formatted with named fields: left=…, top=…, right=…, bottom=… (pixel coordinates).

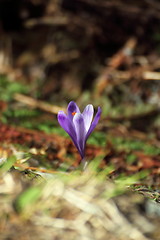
left=143, top=71, right=160, bottom=80
left=14, top=163, right=69, bottom=174
left=24, top=17, right=68, bottom=28
left=14, top=93, right=65, bottom=114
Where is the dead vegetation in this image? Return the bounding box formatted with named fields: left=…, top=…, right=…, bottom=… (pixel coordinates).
left=0, top=169, right=160, bottom=240
left=0, top=0, right=160, bottom=239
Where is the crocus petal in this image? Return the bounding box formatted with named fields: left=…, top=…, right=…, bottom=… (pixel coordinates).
left=73, top=113, right=86, bottom=158
left=57, top=111, right=80, bottom=151
left=67, top=101, right=80, bottom=121
left=58, top=102, right=102, bottom=161
left=82, top=104, right=94, bottom=132
left=85, top=107, right=102, bottom=140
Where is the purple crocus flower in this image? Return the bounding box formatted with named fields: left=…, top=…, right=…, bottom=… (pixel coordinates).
left=57, top=101, right=101, bottom=160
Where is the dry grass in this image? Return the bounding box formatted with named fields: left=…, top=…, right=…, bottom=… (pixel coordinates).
left=0, top=165, right=160, bottom=240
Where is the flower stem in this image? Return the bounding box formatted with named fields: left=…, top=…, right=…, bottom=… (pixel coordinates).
left=80, top=157, right=88, bottom=171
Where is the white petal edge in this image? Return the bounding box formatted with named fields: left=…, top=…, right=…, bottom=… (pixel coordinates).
left=82, top=104, right=94, bottom=132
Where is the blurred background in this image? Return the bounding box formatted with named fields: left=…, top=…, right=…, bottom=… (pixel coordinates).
left=0, top=0, right=160, bottom=105
left=0, top=1, right=160, bottom=240
left=0, top=0, right=160, bottom=140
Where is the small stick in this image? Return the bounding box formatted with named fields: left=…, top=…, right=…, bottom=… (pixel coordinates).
left=143, top=71, right=160, bottom=80
left=14, top=163, right=69, bottom=174
left=14, top=93, right=65, bottom=114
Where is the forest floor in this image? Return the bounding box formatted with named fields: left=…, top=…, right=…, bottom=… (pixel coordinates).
left=0, top=1, right=160, bottom=239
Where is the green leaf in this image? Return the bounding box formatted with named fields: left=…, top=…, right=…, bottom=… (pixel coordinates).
left=0, top=156, right=16, bottom=173
left=15, top=186, right=42, bottom=212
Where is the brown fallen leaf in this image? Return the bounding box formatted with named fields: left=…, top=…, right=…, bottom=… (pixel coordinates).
left=135, top=151, right=160, bottom=168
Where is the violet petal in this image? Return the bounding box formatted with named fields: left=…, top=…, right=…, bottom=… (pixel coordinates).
left=85, top=107, right=102, bottom=140
left=73, top=113, right=86, bottom=158
left=57, top=111, right=80, bottom=151
left=67, top=101, right=80, bottom=121
left=82, top=104, right=94, bottom=132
